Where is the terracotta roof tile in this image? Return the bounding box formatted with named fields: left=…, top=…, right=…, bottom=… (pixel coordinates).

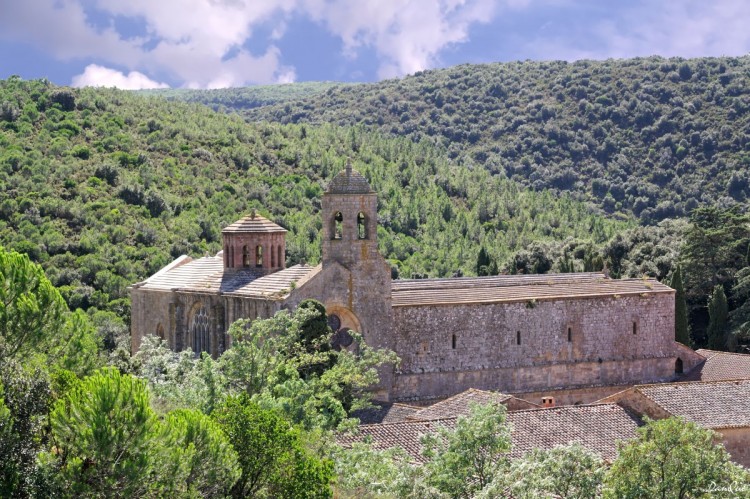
left=391, top=273, right=672, bottom=307
left=351, top=402, right=421, bottom=424
left=681, top=349, right=750, bottom=382
left=133, top=256, right=318, bottom=299
left=221, top=214, right=287, bottom=233
left=636, top=379, right=750, bottom=429
left=408, top=389, right=512, bottom=421
left=338, top=403, right=640, bottom=463
left=326, top=166, right=373, bottom=194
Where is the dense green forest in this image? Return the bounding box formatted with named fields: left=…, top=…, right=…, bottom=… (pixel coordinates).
left=0, top=76, right=630, bottom=323
left=201, top=56, right=750, bottom=224
left=140, top=81, right=350, bottom=113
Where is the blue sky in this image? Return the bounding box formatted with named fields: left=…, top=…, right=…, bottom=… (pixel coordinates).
left=1, top=0, right=749, bottom=89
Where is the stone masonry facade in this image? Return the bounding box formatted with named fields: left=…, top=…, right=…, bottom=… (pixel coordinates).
left=131, top=165, right=697, bottom=402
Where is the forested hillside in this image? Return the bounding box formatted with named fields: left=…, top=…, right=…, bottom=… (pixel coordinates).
left=226, top=56, right=750, bottom=223
left=141, top=81, right=352, bottom=112
left=0, top=77, right=628, bottom=321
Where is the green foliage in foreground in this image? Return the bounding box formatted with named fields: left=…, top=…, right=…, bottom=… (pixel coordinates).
left=603, top=417, right=749, bottom=498
left=134, top=302, right=398, bottom=431
left=0, top=247, right=100, bottom=375
left=334, top=407, right=750, bottom=499
left=420, top=402, right=512, bottom=496
left=213, top=396, right=333, bottom=498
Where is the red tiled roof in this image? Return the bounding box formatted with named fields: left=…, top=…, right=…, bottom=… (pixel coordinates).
left=681, top=349, right=750, bottom=382
left=351, top=402, right=421, bottom=424
left=408, top=389, right=512, bottom=421
left=221, top=214, right=287, bottom=233
left=326, top=166, right=373, bottom=194
left=635, top=379, right=750, bottom=429
left=338, top=403, right=640, bottom=463
left=133, top=257, right=318, bottom=299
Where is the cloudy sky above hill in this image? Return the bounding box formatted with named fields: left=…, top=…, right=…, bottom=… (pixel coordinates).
left=1, top=0, right=749, bottom=89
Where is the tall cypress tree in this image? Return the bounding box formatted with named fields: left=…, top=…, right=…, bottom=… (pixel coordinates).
left=476, top=247, right=494, bottom=276
left=707, top=285, right=729, bottom=350
left=670, top=265, right=691, bottom=346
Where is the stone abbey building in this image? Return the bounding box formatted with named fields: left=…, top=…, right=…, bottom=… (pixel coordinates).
left=131, top=165, right=701, bottom=402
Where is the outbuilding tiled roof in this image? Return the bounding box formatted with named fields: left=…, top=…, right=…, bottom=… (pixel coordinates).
left=326, top=165, right=373, bottom=194
left=132, top=256, right=318, bottom=299
left=338, top=403, right=640, bottom=463
left=636, top=379, right=750, bottom=429
left=681, top=349, right=750, bottom=382
left=391, top=272, right=672, bottom=307
left=221, top=214, right=287, bottom=233
left=409, top=389, right=513, bottom=421
left=351, top=402, right=421, bottom=424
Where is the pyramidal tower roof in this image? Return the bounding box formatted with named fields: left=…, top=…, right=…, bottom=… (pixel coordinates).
left=326, top=161, right=374, bottom=194
left=221, top=211, right=287, bottom=233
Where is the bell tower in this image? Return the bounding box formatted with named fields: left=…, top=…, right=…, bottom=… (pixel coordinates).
left=322, top=161, right=379, bottom=267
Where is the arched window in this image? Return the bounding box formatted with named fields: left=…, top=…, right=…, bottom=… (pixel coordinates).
left=632, top=321, right=637, bottom=335
left=333, top=212, right=343, bottom=239
left=255, top=245, right=263, bottom=267
left=451, top=334, right=456, bottom=350
left=675, top=358, right=684, bottom=374
left=224, top=245, right=229, bottom=267
left=357, top=212, right=367, bottom=239
left=278, top=246, right=283, bottom=268
left=242, top=245, right=250, bottom=267
left=516, top=331, right=521, bottom=345
left=567, top=327, right=572, bottom=342
left=191, top=305, right=210, bottom=356
left=270, top=245, right=276, bottom=267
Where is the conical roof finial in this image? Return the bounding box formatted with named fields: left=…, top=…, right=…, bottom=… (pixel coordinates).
left=346, top=158, right=352, bottom=176
left=251, top=208, right=256, bottom=220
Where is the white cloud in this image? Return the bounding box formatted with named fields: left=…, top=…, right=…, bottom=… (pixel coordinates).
left=71, top=64, right=168, bottom=89
left=0, top=0, right=500, bottom=86
left=523, top=0, right=750, bottom=61
left=302, top=0, right=498, bottom=79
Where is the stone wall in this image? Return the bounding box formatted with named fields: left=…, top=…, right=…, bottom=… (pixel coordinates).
left=718, top=427, right=750, bottom=468
left=131, top=288, right=282, bottom=357
left=513, top=384, right=635, bottom=407
left=391, top=293, right=677, bottom=400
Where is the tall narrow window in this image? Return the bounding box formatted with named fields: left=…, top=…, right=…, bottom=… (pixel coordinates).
left=516, top=331, right=521, bottom=345
left=452, top=334, right=456, bottom=350
left=278, top=246, right=283, bottom=268
left=357, top=212, right=367, bottom=239
left=271, top=245, right=276, bottom=267
left=632, top=321, right=637, bottom=335
left=224, top=245, right=229, bottom=267
left=255, top=245, right=263, bottom=267
left=333, top=212, right=343, bottom=239
left=567, top=327, right=572, bottom=342
left=242, top=245, right=250, bottom=267
left=675, top=358, right=684, bottom=374
left=191, top=306, right=210, bottom=356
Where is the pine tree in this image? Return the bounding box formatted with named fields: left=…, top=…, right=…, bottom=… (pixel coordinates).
left=707, top=285, right=729, bottom=350
left=670, top=265, right=691, bottom=346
